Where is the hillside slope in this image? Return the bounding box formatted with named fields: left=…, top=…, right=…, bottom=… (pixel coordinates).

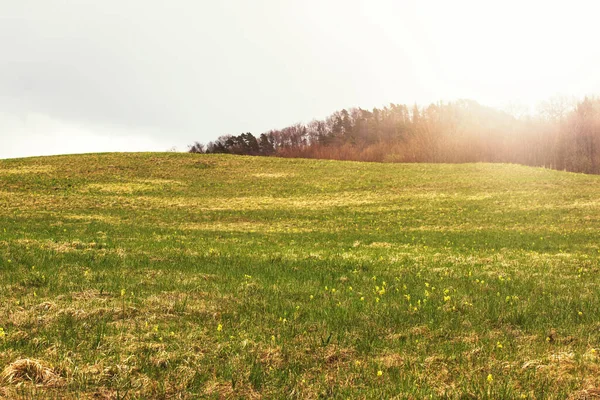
left=1, top=153, right=600, bottom=398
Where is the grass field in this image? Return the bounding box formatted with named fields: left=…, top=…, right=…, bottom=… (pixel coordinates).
left=1, top=153, right=600, bottom=399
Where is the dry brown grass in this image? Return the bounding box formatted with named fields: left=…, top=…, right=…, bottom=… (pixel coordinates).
left=0, top=358, right=62, bottom=386
left=203, top=379, right=263, bottom=399
left=0, top=165, right=55, bottom=175
left=10, top=238, right=126, bottom=257
left=377, top=352, right=404, bottom=368
left=251, top=172, right=295, bottom=178
left=569, top=388, right=600, bottom=400
left=82, top=182, right=156, bottom=193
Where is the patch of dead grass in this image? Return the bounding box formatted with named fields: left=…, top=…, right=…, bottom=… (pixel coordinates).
left=0, top=165, right=55, bottom=175
left=323, top=346, right=355, bottom=366
left=252, top=172, right=295, bottom=178
left=0, top=358, right=62, bottom=386
left=140, top=193, right=380, bottom=211
left=258, top=346, right=284, bottom=369
left=377, top=352, right=404, bottom=368
left=570, top=388, right=600, bottom=399
left=180, top=221, right=320, bottom=233
left=203, top=379, right=262, bottom=399
left=63, top=214, right=121, bottom=224
left=12, top=238, right=126, bottom=257
left=82, top=182, right=154, bottom=193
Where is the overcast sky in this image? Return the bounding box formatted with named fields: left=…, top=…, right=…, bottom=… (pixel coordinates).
left=1, top=0, right=599, bottom=159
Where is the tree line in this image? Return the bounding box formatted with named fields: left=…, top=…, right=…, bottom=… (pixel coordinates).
left=189, top=96, right=600, bottom=174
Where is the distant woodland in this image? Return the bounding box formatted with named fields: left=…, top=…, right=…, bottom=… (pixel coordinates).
left=189, top=96, right=600, bottom=174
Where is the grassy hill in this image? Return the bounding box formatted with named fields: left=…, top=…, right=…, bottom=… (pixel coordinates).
left=1, top=153, right=600, bottom=398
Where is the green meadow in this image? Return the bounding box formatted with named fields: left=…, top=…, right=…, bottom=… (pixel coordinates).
left=1, top=153, right=600, bottom=399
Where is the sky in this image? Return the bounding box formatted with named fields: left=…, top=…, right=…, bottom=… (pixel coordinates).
left=1, top=0, right=599, bottom=159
